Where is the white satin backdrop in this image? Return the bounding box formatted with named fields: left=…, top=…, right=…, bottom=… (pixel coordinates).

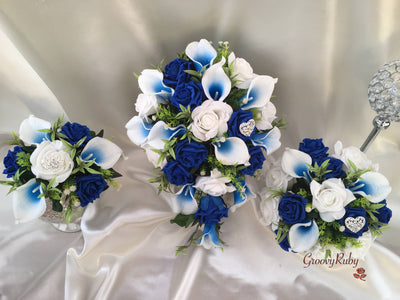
left=0, top=1, right=400, bottom=299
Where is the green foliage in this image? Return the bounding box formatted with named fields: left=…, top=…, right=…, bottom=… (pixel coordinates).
left=148, top=172, right=172, bottom=194
left=214, top=41, right=231, bottom=65
left=176, top=51, right=190, bottom=61
left=16, top=152, right=31, bottom=169
left=156, top=104, right=182, bottom=127
left=272, top=115, right=289, bottom=129
left=316, top=218, right=362, bottom=250
left=175, top=224, right=202, bottom=256
left=4, top=131, right=25, bottom=146
left=307, top=159, right=332, bottom=182
left=37, top=115, right=65, bottom=141
left=267, top=188, right=285, bottom=198
left=206, top=156, right=244, bottom=192
left=224, top=88, right=248, bottom=111
left=170, top=213, right=197, bottom=228
left=150, top=59, right=164, bottom=73
left=343, top=160, right=369, bottom=186
left=276, top=221, right=290, bottom=244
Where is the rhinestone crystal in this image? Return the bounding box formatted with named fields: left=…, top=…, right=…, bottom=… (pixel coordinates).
left=368, top=60, right=400, bottom=122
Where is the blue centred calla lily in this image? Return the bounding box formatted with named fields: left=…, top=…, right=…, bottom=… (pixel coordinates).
left=240, top=76, right=277, bottom=110
left=144, top=121, right=186, bottom=150
left=138, top=69, right=172, bottom=97
left=125, top=116, right=154, bottom=146
left=251, top=126, right=281, bottom=155
left=212, top=137, right=250, bottom=166
left=185, top=39, right=217, bottom=72
left=281, top=148, right=312, bottom=178
left=201, top=58, right=231, bottom=101
left=197, top=223, right=223, bottom=249
left=232, top=181, right=255, bottom=212
left=350, top=171, right=392, bottom=203
left=288, top=220, right=319, bottom=252
left=80, top=137, right=123, bottom=170
left=19, top=115, right=51, bottom=145
left=172, top=185, right=198, bottom=215
left=13, top=179, right=45, bottom=223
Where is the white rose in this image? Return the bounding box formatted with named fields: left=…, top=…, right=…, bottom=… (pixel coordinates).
left=228, top=52, right=256, bottom=89
left=264, top=158, right=291, bottom=191
left=310, top=178, right=355, bottom=222
left=193, top=169, right=236, bottom=196
left=333, top=141, right=378, bottom=171
left=259, top=193, right=280, bottom=227
left=30, top=140, right=74, bottom=184
left=190, top=100, right=233, bottom=141
left=255, top=102, right=277, bottom=130
left=135, top=94, right=167, bottom=121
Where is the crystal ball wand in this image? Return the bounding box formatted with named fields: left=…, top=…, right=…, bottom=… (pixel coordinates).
left=360, top=60, right=400, bottom=152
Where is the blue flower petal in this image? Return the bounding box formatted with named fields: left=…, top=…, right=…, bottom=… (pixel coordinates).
left=172, top=185, right=198, bottom=215
left=13, top=179, right=46, bottom=223
left=288, top=220, right=319, bottom=252
left=231, top=181, right=255, bottom=212
left=240, top=76, right=277, bottom=110
left=202, top=58, right=231, bottom=101
left=197, top=223, right=222, bottom=249
left=251, top=127, right=281, bottom=155
left=80, top=137, right=122, bottom=169
left=281, top=148, right=312, bottom=178
left=144, top=121, right=186, bottom=150
left=185, top=39, right=217, bottom=72
left=350, top=171, right=392, bottom=203
left=125, top=116, right=153, bottom=146
left=212, top=137, right=250, bottom=165
left=19, top=115, right=51, bottom=145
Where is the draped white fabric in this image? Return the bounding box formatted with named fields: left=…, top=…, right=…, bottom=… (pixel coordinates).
left=1, top=1, right=400, bottom=299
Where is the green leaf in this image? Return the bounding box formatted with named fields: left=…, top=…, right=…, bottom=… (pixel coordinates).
left=170, top=213, right=196, bottom=228
left=52, top=200, right=63, bottom=212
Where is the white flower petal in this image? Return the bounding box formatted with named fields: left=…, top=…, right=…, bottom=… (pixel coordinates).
left=212, top=137, right=250, bottom=165
left=202, top=57, right=231, bottom=101
left=80, top=137, right=122, bottom=169
left=281, top=148, right=312, bottom=178
left=142, top=144, right=167, bottom=169
left=13, top=179, right=46, bottom=223
left=251, top=127, right=281, bottom=155
left=170, top=185, right=198, bottom=215
left=241, top=76, right=277, bottom=110
left=197, top=223, right=222, bottom=249
left=19, top=115, right=51, bottom=145
left=138, top=69, right=172, bottom=96
left=125, top=116, right=153, bottom=146
left=144, top=121, right=186, bottom=150
left=351, top=171, right=392, bottom=203
left=255, top=102, right=277, bottom=130
left=185, top=39, right=217, bottom=72
left=289, top=220, right=319, bottom=253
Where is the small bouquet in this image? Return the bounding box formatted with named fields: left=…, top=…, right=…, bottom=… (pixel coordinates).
left=1, top=115, right=122, bottom=224
left=261, top=138, right=392, bottom=258
left=126, top=39, right=284, bottom=253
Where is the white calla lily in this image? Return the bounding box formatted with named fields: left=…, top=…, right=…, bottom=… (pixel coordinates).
left=144, top=121, right=185, bottom=150
left=80, top=137, right=123, bottom=169
left=281, top=148, right=312, bottom=178
left=19, top=115, right=51, bottom=145
left=138, top=69, right=172, bottom=97
left=185, top=39, right=217, bottom=72
left=202, top=57, right=231, bottom=101
left=212, top=137, right=250, bottom=166
left=197, top=223, right=222, bottom=249
left=13, top=179, right=46, bottom=223
left=171, top=185, right=198, bottom=215
left=251, top=127, right=281, bottom=155
left=289, top=220, right=319, bottom=253
left=125, top=116, right=153, bottom=146
left=240, top=75, right=277, bottom=110
left=231, top=181, right=255, bottom=212
left=350, top=171, right=392, bottom=203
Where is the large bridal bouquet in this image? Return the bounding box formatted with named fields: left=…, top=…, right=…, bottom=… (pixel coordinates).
left=260, top=138, right=392, bottom=258
left=126, top=39, right=283, bottom=253
left=1, top=115, right=122, bottom=224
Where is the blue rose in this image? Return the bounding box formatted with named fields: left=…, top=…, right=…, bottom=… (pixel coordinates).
left=163, top=160, right=193, bottom=186
left=278, top=194, right=308, bottom=224
left=323, top=157, right=345, bottom=179
left=373, top=200, right=392, bottom=226
left=175, top=139, right=208, bottom=169
left=298, top=138, right=329, bottom=162
left=274, top=230, right=292, bottom=252
left=3, top=146, right=23, bottom=178
left=163, top=58, right=194, bottom=89
left=194, top=195, right=228, bottom=225
left=241, top=146, right=266, bottom=176
left=75, top=174, right=107, bottom=207
left=60, top=122, right=92, bottom=146
left=227, top=109, right=255, bottom=141
left=339, top=206, right=369, bottom=238
left=169, top=81, right=205, bottom=110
